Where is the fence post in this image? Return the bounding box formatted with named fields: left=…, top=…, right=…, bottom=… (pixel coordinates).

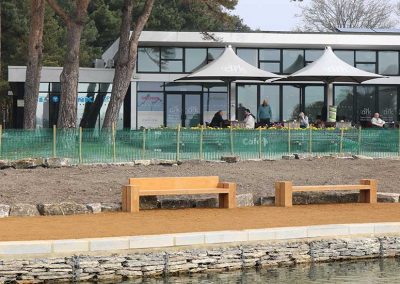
left=258, top=127, right=262, bottom=159
left=398, top=128, right=400, bottom=156
left=0, top=124, right=2, bottom=158
left=288, top=123, right=291, bottom=154
left=141, top=128, right=146, bottom=159
left=176, top=125, right=181, bottom=162
left=340, top=128, right=344, bottom=154
left=112, top=122, right=116, bottom=163
left=52, top=125, right=56, bottom=158
left=230, top=126, right=234, bottom=155
left=79, top=127, right=83, bottom=163
left=199, top=125, right=204, bottom=160
left=357, top=126, right=362, bottom=155
left=308, top=127, right=312, bottom=154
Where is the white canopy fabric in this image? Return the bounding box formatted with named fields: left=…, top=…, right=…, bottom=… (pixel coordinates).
left=278, top=46, right=384, bottom=83
left=175, top=45, right=282, bottom=82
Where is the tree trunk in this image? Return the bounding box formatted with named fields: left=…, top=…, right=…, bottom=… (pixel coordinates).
left=23, top=0, right=45, bottom=129
left=46, top=0, right=91, bottom=129
left=56, top=21, right=85, bottom=128
left=102, top=0, right=154, bottom=129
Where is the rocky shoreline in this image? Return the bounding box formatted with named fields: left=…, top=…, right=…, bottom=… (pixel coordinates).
left=1, top=236, right=400, bottom=283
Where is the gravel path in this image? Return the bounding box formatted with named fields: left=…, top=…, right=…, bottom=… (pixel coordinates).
left=0, top=159, right=399, bottom=204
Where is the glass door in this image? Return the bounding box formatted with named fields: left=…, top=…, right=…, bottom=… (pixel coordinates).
left=166, top=94, right=201, bottom=127
left=185, top=95, right=201, bottom=127
left=166, top=94, right=182, bottom=127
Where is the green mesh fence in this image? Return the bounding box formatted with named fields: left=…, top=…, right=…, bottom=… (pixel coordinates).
left=0, top=128, right=399, bottom=163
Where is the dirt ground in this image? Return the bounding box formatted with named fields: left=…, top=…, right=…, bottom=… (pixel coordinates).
left=1, top=203, right=400, bottom=241
left=1, top=159, right=400, bottom=204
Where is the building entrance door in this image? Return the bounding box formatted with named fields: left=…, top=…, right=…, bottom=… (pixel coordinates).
left=166, top=94, right=201, bottom=127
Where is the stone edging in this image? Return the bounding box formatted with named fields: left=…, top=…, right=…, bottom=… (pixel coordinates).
left=1, top=222, right=400, bottom=256
left=2, top=232, right=400, bottom=283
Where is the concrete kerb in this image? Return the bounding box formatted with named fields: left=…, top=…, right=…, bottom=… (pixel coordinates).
left=1, top=222, right=400, bottom=257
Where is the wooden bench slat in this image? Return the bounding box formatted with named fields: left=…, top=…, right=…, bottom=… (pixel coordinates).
left=292, top=185, right=371, bottom=192
left=129, top=176, right=220, bottom=190
left=138, top=188, right=230, bottom=196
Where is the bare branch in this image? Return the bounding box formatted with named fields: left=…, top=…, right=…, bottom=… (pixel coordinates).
left=297, top=0, right=397, bottom=32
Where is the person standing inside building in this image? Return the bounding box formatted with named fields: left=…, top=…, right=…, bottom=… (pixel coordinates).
left=244, top=108, right=255, bottom=129
left=257, top=99, right=272, bottom=126
left=299, top=112, right=309, bottom=128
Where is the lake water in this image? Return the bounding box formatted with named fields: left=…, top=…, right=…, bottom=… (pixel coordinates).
left=119, top=258, right=400, bottom=283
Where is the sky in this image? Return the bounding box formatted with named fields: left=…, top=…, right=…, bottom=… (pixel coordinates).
left=233, top=0, right=307, bottom=31
left=233, top=0, right=399, bottom=31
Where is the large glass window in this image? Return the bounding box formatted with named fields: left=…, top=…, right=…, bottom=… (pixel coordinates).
left=207, top=48, right=224, bottom=62
left=305, top=50, right=324, bottom=64
left=37, top=83, right=49, bottom=128
left=137, top=92, right=164, bottom=128
left=185, top=48, right=207, bottom=72
left=379, top=51, right=399, bottom=75
left=304, top=86, right=325, bottom=121
left=259, top=49, right=281, bottom=73
left=161, top=47, right=183, bottom=72
left=203, top=90, right=228, bottom=123
left=237, top=85, right=257, bottom=121
left=356, top=86, right=375, bottom=123
left=282, top=50, right=304, bottom=74
left=378, top=86, right=397, bottom=122
left=334, top=86, right=353, bottom=122
left=236, top=49, right=258, bottom=66
left=260, top=85, right=280, bottom=122
left=137, top=47, right=160, bottom=72
left=282, top=86, right=300, bottom=121
left=355, top=51, right=376, bottom=73
left=77, top=83, right=118, bottom=129
left=334, top=50, right=354, bottom=66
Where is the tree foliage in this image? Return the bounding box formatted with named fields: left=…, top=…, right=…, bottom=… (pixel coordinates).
left=297, top=0, right=397, bottom=32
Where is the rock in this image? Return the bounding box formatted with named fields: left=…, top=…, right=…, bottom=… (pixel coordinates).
left=37, top=202, right=89, bottom=216
left=140, top=196, right=159, bottom=209
left=9, top=204, right=40, bottom=217
left=12, top=158, right=45, bottom=169
left=292, top=192, right=358, bottom=205
left=160, top=198, right=194, bottom=209
left=0, top=204, right=10, bottom=218
left=220, top=156, right=240, bottom=163
left=236, top=193, right=254, bottom=207
left=258, top=196, right=275, bottom=206
left=134, top=160, right=151, bottom=166
left=378, top=193, right=400, bottom=203
left=195, top=198, right=218, bottom=208
left=282, top=155, right=295, bottom=160
left=101, top=202, right=122, bottom=212
left=294, top=154, right=313, bottom=160
left=86, top=203, right=102, bottom=214
left=44, top=157, right=70, bottom=168
left=352, top=155, right=374, bottom=160
left=0, top=160, right=11, bottom=169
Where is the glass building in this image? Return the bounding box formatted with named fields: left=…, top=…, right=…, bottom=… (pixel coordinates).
left=8, top=30, right=400, bottom=129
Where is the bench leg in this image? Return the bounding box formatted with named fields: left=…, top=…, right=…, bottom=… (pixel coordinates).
left=275, top=181, right=293, bottom=207
left=218, top=182, right=236, bottom=209
left=359, top=179, right=377, bottom=203
left=125, top=185, right=140, bottom=213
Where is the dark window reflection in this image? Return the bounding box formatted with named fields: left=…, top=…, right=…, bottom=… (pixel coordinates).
left=282, top=50, right=304, bottom=74
left=185, top=48, right=207, bottom=72
left=334, top=86, right=353, bottom=122
left=378, top=52, right=399, bottom=75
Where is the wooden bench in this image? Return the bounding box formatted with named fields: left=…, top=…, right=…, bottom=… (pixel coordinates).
left=274, top=179, right=377, bottom=207
left=122, top=176, right=236, bottom=212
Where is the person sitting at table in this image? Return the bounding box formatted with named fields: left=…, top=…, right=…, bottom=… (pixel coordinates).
left=371, top=112, right=385, bottom=128
left=314, top=115, right=325, bottom=128
left=209, top=110, right=224, bottom=128
left=244, top=108, right=255, bottom=129
left=299, top=112, right=309, bottom=128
